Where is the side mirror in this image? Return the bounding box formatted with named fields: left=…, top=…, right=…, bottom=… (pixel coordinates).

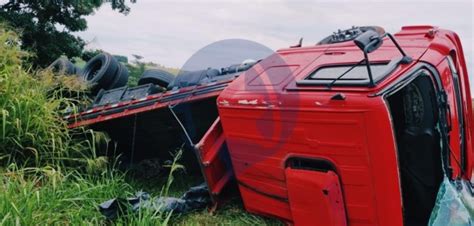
left=354, top=30, right=383, bottom=53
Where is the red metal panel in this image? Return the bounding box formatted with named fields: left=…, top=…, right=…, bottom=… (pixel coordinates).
left=218, top=98, right=392, bottom=224
left=67, top=89, right=223, bottom=128
left=285, top=168, right=347, bottom=226
left=194, top=117, right=232, bottom=205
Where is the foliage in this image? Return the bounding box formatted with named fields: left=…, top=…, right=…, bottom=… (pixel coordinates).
left=0, top=159, right=281, bottom=225
left=114, top=54, right=129, bottom=63
left=172, top=198, right=281, bottom=225
left=0, top=0, right=136, bottom=67
left=126, top=55, right=179, bottom=87
left=127, top=61, right=146, bottom=86
left=116, top=161, right=282, bottom=226
left=0, top=25, right=92, bottom=167
left=0, top=164, right=173, bottom=225
left=81, top=49, right=128, bottom=64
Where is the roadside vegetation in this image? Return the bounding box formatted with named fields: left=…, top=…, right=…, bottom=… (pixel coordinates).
left=0, top=26, right=280, bottom=225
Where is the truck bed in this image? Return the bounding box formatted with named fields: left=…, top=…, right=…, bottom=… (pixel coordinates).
left=66, top=77, right=234, bottom=128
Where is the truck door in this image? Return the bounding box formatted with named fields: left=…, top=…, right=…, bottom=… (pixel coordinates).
left=439, top=56, right=467, bottom=179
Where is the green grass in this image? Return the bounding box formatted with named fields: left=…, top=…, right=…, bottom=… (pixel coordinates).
left=0, top=164, right=283, bottom=225
left=1, top=166, right=127, bottom=225
left=172, top=199, right=280, bottom=225
left=129, top=167, right=282, bottom=226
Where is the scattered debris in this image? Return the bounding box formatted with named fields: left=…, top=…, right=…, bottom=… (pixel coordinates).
left=99, top=183, right=211, bottom=220
left=98, top=192, right=147, bottom=220
left=429, top=178, right=474, bottom=225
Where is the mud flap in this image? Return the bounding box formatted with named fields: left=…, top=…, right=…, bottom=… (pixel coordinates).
left=285, top=168, right=347, bottom=226
left=194, top=117, right=233, bottom=208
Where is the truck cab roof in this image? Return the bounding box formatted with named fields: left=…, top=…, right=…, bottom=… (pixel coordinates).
left=224, top=25, right=445, bottom=95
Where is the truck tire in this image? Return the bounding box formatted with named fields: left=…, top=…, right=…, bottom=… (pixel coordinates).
left=108, top=63, right=129, bottom=89
left=82, top=53, right=119, bottom=89
left=138, top=69, right=175, bottom=87
left=49, top=57, right=77, bottom=75
left=168, top=68, right=219, bottom=88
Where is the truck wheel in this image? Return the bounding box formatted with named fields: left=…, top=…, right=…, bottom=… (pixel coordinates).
left=108, top=63, right=129, bottom=89
left=198, top=68, right=220, bottom=83
left=49, top=57, right=77, bottom=75
left=168, top=68, right=219, bottom=88
left=138, top=69, right=175, bottom=87
left=82, top=53, right=119, bottom=89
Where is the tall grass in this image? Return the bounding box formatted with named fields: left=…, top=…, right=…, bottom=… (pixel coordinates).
left=0, top=24, right=92, bottom=167
left=0, top=24, right=170, bottom=225
left=0, top=163, right=175, bottom=225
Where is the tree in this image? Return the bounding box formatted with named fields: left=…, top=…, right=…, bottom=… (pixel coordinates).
left=0, top=0, right=136, bottom=67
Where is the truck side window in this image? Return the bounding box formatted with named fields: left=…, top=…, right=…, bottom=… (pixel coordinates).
left=447, top=56, right=466, bottom=169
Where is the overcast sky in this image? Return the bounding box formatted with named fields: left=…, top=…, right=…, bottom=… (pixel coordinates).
left=77, top=0, right=473, bottom=75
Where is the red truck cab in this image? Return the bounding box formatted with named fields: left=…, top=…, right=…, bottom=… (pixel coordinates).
left=216, top=25, right=473, bottom=225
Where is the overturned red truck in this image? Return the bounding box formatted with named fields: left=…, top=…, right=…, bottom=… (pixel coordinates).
left=66, top=26, right=474, bottom=225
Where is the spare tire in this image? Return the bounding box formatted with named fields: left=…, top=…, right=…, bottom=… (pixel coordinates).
left=108, top=63, right=129, bottom=89
left=138, top=69, right=175, bottom=87
left=48, top=57, right=77, bottom=75
left=168, top=68, right=218, bottom=88
left=81, top=53, right=119, bottom=89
